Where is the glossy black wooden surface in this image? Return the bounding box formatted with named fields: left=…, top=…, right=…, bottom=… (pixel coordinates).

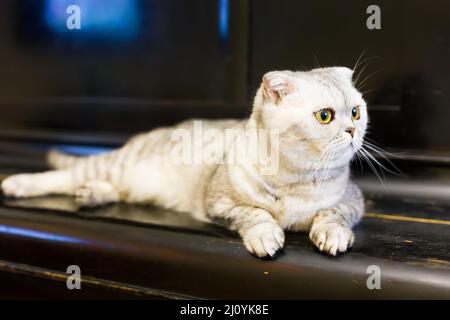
left=0, top=189, right=449, bottom=299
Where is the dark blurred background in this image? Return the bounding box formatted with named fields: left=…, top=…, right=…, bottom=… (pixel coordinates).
left=0, top=0, right=448, bottom=158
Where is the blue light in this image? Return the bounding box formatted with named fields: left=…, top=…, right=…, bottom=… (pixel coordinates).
left=54, top=145, right=113, bottom=156
left=0, top=225, right=89, bottom=244
left=24, top=143, right=114, bottom=156
left=219, top=0, right=229, bottom=49
left=44, top=0, right=140, bottom=39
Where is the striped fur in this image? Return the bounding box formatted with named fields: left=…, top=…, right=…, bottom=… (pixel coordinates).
left=1, top=67, right=367, bottom=258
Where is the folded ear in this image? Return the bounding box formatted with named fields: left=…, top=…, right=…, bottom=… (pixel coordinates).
left=262, top=71, right=294, bottom=105
left=332, top=67, right=354, bottom=83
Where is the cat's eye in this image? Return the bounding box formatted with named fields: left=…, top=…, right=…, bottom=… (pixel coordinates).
left=314, top=108, right=334, bottom=124
left=351, top=106, right=361, bottom=120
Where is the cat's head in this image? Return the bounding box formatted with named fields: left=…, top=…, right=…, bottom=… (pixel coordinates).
left=253, top=67, right=368, bottom=170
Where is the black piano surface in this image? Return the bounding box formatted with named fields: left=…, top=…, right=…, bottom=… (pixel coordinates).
left=0, top=142, right=449, bottom=299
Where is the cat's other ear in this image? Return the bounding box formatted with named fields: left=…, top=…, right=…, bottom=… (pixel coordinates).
left=333, top=67, right=354, bottom=83
left=262, top=71, right=294, bottom=105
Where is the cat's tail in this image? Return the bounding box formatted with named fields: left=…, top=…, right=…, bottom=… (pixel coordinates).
left=47, top=150, right=82, bottom=169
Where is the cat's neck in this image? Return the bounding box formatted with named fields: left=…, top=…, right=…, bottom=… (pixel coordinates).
left=270, top=164, right=349, bottom=187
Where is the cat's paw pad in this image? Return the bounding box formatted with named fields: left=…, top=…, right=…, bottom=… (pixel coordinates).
left=242, top=222, right=285, bottom=258
left=75, top=181, right=116, bottom=207
left=309, top=223, right=354, bottom=256
left=1, top=175, right=37, bottom=198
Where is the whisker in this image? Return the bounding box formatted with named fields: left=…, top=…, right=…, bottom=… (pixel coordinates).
left=360, top=147, right=400, bottom=181
left=354, top=55, right=380, bottom=72
left=353, top=63, right=368, bottom=87
left=304, top=140, right=333, bottom=185
left=353, top=55, right=380, bottom=87
left=361, top=88, right=375, bottom=96
left=352, top=49, right=367, bottom=72
left=312, top=52, right=321, bottom=68
left=357, top=70, right=381, bottom=90
left=304, top=151, right=324, bottom=184
left=364, top=138, right=408, bottom=158
left=316, top=148, right=333, bottom=191
left=306, top=152, right=327, bottom=184
left=361, top=148, right=390, bottom=176
left=355, top=152, right=364, bottom=174
left=362, top=143, right=405, bottom=177
left=358, top=148, right=385, bottom=185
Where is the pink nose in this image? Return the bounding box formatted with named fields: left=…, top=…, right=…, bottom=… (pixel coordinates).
left=345, top=127, right=355, bottom=138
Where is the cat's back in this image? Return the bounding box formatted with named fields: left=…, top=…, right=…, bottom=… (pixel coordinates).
left=128, top=118, right=245, bottom=147
left=174, top=118, right=245, bottom=133
left=122, top=118, right=245, bottom=216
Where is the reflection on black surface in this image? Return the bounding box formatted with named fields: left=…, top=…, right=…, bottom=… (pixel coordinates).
left=1, top=191, right=450, bottom=267
left=1, top=195, right=230, bottom=237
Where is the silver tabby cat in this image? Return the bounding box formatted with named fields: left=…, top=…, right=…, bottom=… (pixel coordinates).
left=2, top=67, right=367, bottom=258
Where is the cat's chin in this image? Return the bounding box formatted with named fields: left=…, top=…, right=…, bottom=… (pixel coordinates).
left=334, top=146, right=355, bottom=166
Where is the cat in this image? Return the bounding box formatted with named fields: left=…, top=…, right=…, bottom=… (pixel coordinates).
left=1, top=67, right=367, bottom=258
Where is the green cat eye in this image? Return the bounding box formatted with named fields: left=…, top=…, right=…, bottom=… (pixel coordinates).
left=351, top=106, right=361, bottom=120
left=315, top=108, right=334, bottom=124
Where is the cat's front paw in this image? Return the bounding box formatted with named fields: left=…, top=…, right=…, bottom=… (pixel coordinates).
left=309, top=222, right=354, bottom=256
left=1, top=174, right=38, bottom=198
left=242, top=222, right=285, bottom=258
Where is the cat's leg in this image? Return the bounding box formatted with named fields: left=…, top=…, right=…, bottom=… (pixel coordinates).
left=1, top=170, right=75, bottom=198
left=207, top=201, right=284, bottom=258
left=75, top=180, right=120, bottom=207
left=230, top=207, right=285, bottom=258
left=2, top=170, right=120, bottom=208
left=309, top=181, right=364, bottom=256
